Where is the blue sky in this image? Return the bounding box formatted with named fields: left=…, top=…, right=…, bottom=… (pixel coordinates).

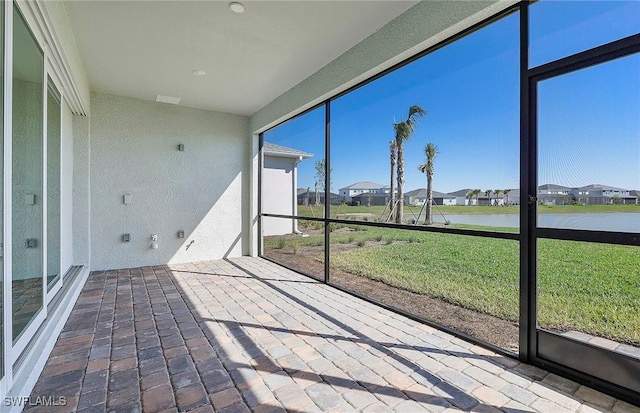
left=264, top=1, right=640, bottom=194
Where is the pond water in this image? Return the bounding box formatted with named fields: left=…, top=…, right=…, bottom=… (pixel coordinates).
left=433, top=213, right=640, bottom=233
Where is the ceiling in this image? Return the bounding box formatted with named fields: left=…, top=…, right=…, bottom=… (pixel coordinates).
left=63, top=1, right=417, bottom=116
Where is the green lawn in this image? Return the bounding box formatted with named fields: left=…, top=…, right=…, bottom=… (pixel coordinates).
left=265, top=224, right=640, bottom=345
left=296, top=203, right=640, bottom=219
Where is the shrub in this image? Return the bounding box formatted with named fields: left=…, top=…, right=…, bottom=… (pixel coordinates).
left=357, top=240, right=366, bottom=247
left=291, top=243, right=299, bottom=255
left=376, top=235, right=383, bottom=241
left=348, top=235, right=356, bottom=243
left=275, top=239, right=286, bottom=249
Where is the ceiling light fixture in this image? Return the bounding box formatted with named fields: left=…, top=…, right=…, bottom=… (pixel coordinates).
left=156, top=95, right=181, bottom=105
left=192, top=69, right=207, bottom=76
left=229, top=2, right=246, bottom=14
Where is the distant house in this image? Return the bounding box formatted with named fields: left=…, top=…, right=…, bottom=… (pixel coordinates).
left=477, top=192, right=505, bottom=206
left=536, top=183, right=635, bottom=205
left=262, top=142, right=312, bottom=235
left=569, top=184, right=636, bottom=205
left=448, top=188, right=478, bottom=206
left=297, top=189, right=340, bottom=206
left=538, top=184, right=571, bottom=205
left=504, top=189, right=520, bottom=205
left=351, top=192, right=390, bottom=206
left=445, top=188, right=519, bottom=206
left=339, top=181, right=389, bottom=202
left=405, top=189, right=456, bottom=206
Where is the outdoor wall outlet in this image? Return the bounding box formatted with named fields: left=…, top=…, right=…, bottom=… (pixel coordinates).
left=123, top=233, right=130, bottom=242
left=25, top=238, right=36, bottom=248
left=123, top=193, right=132, bottom=205
left=178, top=144, right=185, bottom=151
left=151, top=234, right=158, bottom=241
left=178, top=230, right=185, bottom=238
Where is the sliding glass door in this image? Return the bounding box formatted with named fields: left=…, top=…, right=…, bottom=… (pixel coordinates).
left=11, top=5, right=45, bottom=352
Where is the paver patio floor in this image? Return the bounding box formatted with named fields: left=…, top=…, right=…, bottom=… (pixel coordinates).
left=26, top=257, right=639, bottom=412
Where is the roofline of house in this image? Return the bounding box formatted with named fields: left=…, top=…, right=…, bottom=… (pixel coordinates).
left=264, top=150, right=313, bottom=160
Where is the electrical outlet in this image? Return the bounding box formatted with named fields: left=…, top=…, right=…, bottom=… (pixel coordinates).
left=123, top=233, right=130, bottom=242
left=25, top=238, right=36, bottom=248
left=151, top=234, right=158, bottom=241
left=178, top=230, right=185, bottom=238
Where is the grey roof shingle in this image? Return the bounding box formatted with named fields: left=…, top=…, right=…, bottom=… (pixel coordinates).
left=339, top=181, right=386, bottom=190
left=538, top=184, right=571, bottom=191
left=263, top=142, right=313, bottom=158
left=405, top=188, right=454, bottom=198
left=575, top=184, right=628, bottom=191
left=447, top=188, right=475, bottom=197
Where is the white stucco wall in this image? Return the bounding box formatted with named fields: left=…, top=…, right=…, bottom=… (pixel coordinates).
left=262, top=155, right=296, bottom=236
left=89, top=92, right=249, bottom=270
left=250, top=0, right=512, bottom=134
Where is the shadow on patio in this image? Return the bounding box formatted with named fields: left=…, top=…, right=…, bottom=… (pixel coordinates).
left=25, top=258, right=635, bottom=412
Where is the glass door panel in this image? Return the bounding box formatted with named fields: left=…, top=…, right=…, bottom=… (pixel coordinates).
left=535, top=53, right=640, bottom=393
left=46, top=77, right=61, bottom=297
left=12, top=7, right=44, bottom=343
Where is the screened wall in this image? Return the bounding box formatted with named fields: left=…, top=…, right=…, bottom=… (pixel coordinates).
left=259, top=0, right=640, bottom=403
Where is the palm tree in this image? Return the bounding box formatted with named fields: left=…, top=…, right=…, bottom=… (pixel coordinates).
left=418, top=143, right=439, bottom=224
left=503, top=189, right=511, bottom=205
left=484, top=189, right=492, bottom=206
left=389, top=140, right=397, bottom=220
left=494, top=189, right=502, bottom=206
left=394, top=105, right=426, bottom=224
left=473, top=189, right=481, bottom=205
left=466, top=191, right=473, bottom=205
